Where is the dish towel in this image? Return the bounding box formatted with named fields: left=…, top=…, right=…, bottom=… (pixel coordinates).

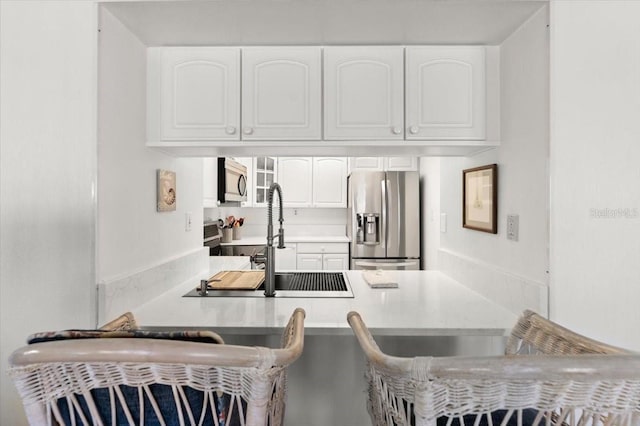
left=362, top=270, right=398, bottom=288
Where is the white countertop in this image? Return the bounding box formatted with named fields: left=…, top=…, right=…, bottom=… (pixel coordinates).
left=220, top=235, right=350, bottom=246
left=133, top=258, right=517, bottom=336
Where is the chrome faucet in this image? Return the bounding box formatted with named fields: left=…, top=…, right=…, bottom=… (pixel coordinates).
left=253, top=182, right=284, bottom=297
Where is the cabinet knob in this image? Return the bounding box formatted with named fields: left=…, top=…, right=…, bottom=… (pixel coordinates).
left=391, top=126, right=402, bottom=135
left=409, top=126, right=419, bottom=135
left=243, top=127, right=254, bottom=135
left=225, top=126, right=236, bottom=135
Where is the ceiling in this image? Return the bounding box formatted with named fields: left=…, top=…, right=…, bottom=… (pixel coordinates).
left=102, top=0, right=547, bottom=46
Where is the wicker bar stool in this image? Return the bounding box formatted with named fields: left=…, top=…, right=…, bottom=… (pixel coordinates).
left=9, top=308, right=305, bottom=426
left=348, top=309, right=640, bottom=426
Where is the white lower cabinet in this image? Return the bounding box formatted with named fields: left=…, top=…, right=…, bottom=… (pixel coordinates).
left=322, top=254, right=349, bottom=270
left=275, top=244, right=297, bottom=271
left=296, top=254, right=323, bottom=271
left=296, top=243, right=349, bottom=271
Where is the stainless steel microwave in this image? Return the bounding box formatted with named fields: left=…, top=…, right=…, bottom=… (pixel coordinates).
left=217, top=158, right=248, bottom=203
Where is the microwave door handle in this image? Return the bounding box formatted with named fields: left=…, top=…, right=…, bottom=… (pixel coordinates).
left=238, top=174, right=247, bottom=196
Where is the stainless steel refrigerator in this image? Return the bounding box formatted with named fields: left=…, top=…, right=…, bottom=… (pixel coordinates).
left=348, top=171, right=421, bottom=270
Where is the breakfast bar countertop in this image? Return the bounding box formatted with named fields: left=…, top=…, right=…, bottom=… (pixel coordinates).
left=133, top=261, right=518, bottom=337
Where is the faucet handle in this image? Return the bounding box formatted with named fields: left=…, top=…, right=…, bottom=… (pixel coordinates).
left=199, top=280, right=208, bottom=296
left=277, top=229, right=285, bottom=248
left=251, top=253, right=266, bottom=265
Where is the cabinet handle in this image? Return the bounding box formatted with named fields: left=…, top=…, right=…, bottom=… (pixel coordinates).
left=409, top=126, right=419, bottom=135
left=243, top=127, right=254, bottom=135
left=225, top=126, right=236, bottom=135
left=391, top=126, right=402, bottom=135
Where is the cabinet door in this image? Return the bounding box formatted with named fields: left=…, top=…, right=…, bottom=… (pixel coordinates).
left=278, top=157, right=312, bottom=207
left=157, top=47, right=240, bottom=140
left=253, top=157, right=278, bottom=207
left=324, top=47, right=404, bottom=140
left=242, top=47, right=321, bottom=140
left=349, top=157, right=384, bottom=172
left=202, top=158, right=218, bottom=207
left=297, top=254, right=323, bottom=271
left=313, top=157, right=348, bottom=207
left=406, top=46, right=485, bottom=140
left=384, top=157, right=418, bottom=171
left=323, top=254, right=349, bottom=270
left=275, top=244, right=297, bottom=271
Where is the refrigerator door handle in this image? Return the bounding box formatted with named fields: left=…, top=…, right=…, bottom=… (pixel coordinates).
left=381, top=178, right=387, bottom=251
left=354, top=261, right=419, bottom=268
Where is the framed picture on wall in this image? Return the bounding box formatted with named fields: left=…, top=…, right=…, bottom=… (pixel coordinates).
left=463, top=164, right=497, bottom=234
left=157, top=169, right=177, bottom=212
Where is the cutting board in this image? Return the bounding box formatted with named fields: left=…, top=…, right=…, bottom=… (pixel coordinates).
left=208, top=270, right=265, bottom=290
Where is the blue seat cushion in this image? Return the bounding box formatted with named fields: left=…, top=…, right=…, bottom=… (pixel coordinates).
left=27, top=329, right=224, bottom=345
left=55, top=384, right=245, bottom=426
left=436, top=409, right=541, bottom=426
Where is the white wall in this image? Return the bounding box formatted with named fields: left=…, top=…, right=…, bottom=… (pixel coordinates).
left=550, top=1, right=640, bottom=350
left=0, top=2, right=97, bottom=424
left=438, top=7, right=549, bottom=285
left=98, top=8, right=204, bottom=282
left=420, top=157, right=441, bottom=270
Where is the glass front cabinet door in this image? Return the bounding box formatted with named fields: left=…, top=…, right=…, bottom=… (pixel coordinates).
left=253, top=156, right=278, bottom=207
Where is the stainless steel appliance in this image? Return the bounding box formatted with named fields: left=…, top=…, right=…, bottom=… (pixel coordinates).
left=203, top=222, right=221, bottom=255
left=217, top=158, right=248, bottom=203
left=348, top=171, right=421, bottom=270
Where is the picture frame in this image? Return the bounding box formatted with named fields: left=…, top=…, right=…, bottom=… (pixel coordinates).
left=157, top=169, right=177, bottom=212
left=463, top=164, right=497, bottom=234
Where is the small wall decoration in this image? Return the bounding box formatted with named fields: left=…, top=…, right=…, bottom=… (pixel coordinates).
left=463, top=164, right=497, bottom=233
left=157, top=169, right=176, bottom=212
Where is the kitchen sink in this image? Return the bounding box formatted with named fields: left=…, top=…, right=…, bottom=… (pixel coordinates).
left=183, top=272, right=353, bottom=298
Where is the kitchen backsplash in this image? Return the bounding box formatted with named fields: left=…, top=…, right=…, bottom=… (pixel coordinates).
left=204, top=207, right=347, bottom=237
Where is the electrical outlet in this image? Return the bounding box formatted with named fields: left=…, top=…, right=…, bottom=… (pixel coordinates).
left=185, top=212, right=192, bottom=232
left=507, top=214, right=519, bottom=241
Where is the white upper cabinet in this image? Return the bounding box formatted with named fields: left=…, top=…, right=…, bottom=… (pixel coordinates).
left=349, top=157, right=384, bottom=171
left=350, top=157, right=418, bottom=172
left=149, top=47, right=240, bottom=141
left=384, top=157, right=418, bottom=171
left=202, top=158, right=218, bottom=207
left=324, top=47, right=404, bottom=140
left=312, top=157, right=348, bottom=207
left=278, top=157, right=348, bottom=208
left=406, top=46, right=486, bottom=140
left=242, top=47, right=321, bottom=140
left=278, top=157, right=313, bottom=207
left=148, top=45, right=493, bottom=155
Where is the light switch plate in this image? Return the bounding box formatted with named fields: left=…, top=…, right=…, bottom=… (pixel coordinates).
left=507, top=214, right=519, bottom=241
left=185, top=212, right=192, bottom=232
